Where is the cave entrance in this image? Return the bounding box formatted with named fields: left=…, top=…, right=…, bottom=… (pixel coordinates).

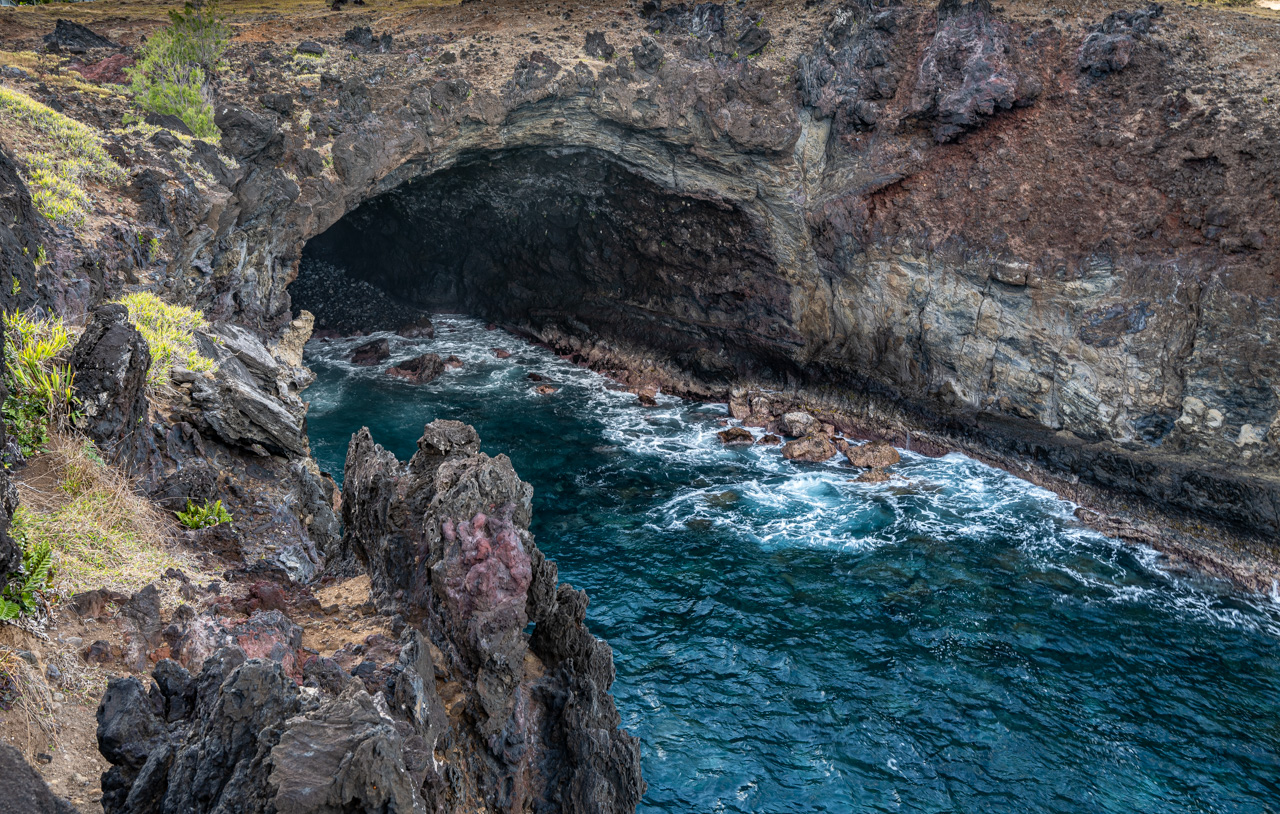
left=294, top=148, right=800, bottom=385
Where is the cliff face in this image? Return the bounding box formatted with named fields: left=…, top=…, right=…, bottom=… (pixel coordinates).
left=175, top=0, right=1274, bottom=583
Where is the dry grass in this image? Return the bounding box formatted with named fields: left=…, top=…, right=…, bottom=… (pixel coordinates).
left=12, top=433, right=199, bottom=597
left=0, top=648, right=57, bottom=762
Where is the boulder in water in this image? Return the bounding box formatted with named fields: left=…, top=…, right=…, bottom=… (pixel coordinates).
left=855, top=468, right=891, bottom=483
left=717, top=427, right=754, bottom=445
left=386, top=352, right=445, bottom=384
left=782, top=435, right=838, bottom=462
left=844, top=440, right=900, bottom=469
left=396, top=317, right=435, bottom=339
left=491, top=347, right=511, bottom=359
left=350, top=338, right=390, bottom=366
left=780, top=411, right=819, bottom=437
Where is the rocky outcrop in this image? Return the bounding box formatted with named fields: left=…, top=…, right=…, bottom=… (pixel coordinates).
left=907, top=0, right=1039, bottom=142
left=187, top=323, right=310, bottom=458
left=1078, top=4, right=1162, bottom=76
left=43, top=19, right=118, bottom=53
left=0, top=147, right=40, bottom=575
left=339, top=420, right=644, bottom=812
left=97, top=420, right=643, bottom=813
left=0, top=745, right=78, bottom=814
left=70, top=303, right=152, bottom=469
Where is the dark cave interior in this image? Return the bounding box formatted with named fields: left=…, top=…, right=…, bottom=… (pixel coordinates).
left=296, top=148, right=803, bottom=384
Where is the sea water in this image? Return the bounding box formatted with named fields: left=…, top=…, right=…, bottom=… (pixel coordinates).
left=304, top=316, right=1280, bottom=814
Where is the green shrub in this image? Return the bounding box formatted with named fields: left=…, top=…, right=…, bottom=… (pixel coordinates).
left=0, top=539, right=54, bottom=622
left=176, top=498, right=231, bottom=529
left=2, top=310, right=77, bottom=457
left=128, top=1, right=230, bottom=140
left=112, top=291, right=217, bottom=390
left=0, top=86, right=126, bottom=227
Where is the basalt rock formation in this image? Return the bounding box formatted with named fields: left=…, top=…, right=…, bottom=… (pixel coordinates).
left=96, top=420, right=643, bottom=814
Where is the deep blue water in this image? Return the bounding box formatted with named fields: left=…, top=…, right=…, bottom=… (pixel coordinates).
left=304, top=316, right=1280, bottom=814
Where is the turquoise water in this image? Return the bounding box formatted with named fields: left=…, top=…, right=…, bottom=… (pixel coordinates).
left=304, top=316, right=1280, bottom=814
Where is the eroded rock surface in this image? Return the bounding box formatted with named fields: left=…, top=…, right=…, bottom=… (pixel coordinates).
left=98, top=420, right=643, bottom=813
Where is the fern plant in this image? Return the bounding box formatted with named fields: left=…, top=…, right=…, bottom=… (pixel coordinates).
left=176, top=498, right=232, bottom=529
left=0, top=540, right=55, bottom=621
left=2, top=309, right=78, bottom=457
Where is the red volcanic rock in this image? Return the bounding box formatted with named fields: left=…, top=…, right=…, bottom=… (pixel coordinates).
left=75, top=53, right=134, bottom=84
left=491, top=347, right=512, bottom=359
left=441, top=509, right=533, bottom=620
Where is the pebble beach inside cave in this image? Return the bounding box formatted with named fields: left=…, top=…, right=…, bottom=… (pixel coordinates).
left=304, top=316, right=1280, bottom=814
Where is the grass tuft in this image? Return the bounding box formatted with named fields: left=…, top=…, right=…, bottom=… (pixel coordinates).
left=12, top=434, right=196, bottom=597
left=112, top=291, right=217, bottom=391
left=0, top=85, right=126, bottom=227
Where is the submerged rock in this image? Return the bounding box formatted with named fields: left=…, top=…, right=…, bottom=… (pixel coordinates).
left=396, top=317, right=435, bottom=339
left=855, top=468, right=891, bottom=483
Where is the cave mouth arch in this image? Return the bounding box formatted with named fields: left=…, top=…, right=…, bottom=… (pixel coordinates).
left=295, top=147, right=802, bottom=387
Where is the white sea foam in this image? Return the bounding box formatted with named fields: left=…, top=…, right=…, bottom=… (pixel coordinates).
left=305, top=315, right=1280, bottom=637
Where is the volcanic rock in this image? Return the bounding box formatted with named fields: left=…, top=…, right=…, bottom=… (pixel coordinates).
left=70, top=303, right=152, bottom=469
left=782, top=435, right=839, bottom=463
left=396, top=317, right=435, bottom=339
left=43, top=19, right=118, bottom=53
left=0, top=744, right=78, bottom=814
left=350, top=338, right=391, bottom=366
left=386, top=352, right=445, bottom=384
left=844, top=440, right=901, bottom=469
left=718, top=427, right=754, bottom=445
left=585, top=31, right=615, bottom=60
left=780, top=411, right=819, bottom=438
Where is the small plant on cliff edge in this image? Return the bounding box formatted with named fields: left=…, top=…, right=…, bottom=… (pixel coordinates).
left=0, top=539, right=55, bottom=622
left=128, top=0, right=230, bottom=139
left=2, top=310, right=78, bottom=457
left=176, top=498, right=232, bottom=529
left=112, top=291, right=217, bottom=391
